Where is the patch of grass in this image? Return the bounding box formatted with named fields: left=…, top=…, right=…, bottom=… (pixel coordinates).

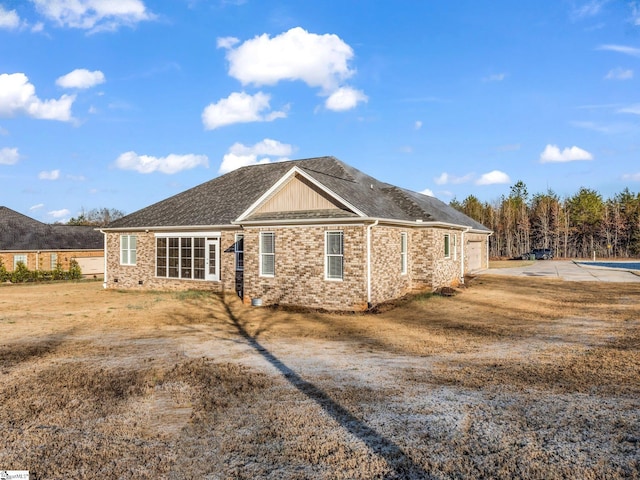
left=174, top=290, right=216, bottom=302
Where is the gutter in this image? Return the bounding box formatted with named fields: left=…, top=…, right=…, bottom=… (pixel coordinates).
left=366, top=219, right=379, bottom=308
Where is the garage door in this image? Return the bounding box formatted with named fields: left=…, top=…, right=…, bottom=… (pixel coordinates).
left=75, top=257, right=104, bottom=276
left=467, top=242, right=482, bottom=271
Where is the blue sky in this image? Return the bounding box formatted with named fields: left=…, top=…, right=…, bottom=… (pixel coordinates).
left=1, top=0, right=639, bottom=222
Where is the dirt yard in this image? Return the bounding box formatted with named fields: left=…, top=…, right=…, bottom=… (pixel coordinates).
left=1, top=276, right=639, bottom=479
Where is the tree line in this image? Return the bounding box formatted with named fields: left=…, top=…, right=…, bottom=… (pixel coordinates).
left=450, top=182, right=640, bottom=259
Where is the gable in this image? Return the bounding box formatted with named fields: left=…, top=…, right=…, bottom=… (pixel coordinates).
left=254, top=174, right=346, bottom=215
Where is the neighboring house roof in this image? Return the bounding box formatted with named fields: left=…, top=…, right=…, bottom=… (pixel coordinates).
left=0, top=206, right=104, bottom=251
left=107, top=156, right=490, bottom=232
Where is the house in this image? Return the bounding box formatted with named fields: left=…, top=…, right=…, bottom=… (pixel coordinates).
left=102, top=156, right=491, bottom=311
left=0, top=206, right=105, bottom=275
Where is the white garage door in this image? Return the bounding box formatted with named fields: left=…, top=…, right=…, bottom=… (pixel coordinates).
left=467, top=242, right=482, bottom=271
left=75, top=257, right=104, bottom=276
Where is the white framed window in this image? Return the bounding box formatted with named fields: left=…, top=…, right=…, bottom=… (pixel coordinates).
left=50, top=253, right=58, bottom=270
left=120, top=235, right=137, bottom=265
left=14, top=254, right=27, bottom=269
left=156, top=236, right=206, bottom=280
left=325, top=231, right=344, bottom=280
left=260, top=232, right=275, bottom=277
left=235, top=234, right=244, bottom=271
left=400, top=232, right=408, bottom=275
left=444, top=233, right=451, bottom=259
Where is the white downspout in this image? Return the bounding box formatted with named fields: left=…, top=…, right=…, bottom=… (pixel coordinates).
left=100, top=229, right=107, bottom=288
left=366, top=220, right=379, bottom=307
left=460, top=227, right=471, bottom=284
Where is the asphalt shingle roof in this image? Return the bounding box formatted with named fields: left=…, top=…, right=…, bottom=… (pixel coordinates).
left=107, top=156, right=490, bottom=232
left=0, top=207, right=104, bottom=251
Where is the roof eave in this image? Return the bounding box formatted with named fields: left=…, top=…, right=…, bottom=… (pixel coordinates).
left=101, top=224, right=236, bottom=233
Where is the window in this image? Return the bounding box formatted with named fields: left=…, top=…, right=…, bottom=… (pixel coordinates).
left=120, top=235, right=137, bottom=265
left=235, top=234, right=244, bottom=271
left=400, top=232, right=408, bottom=275
left=193, top=238, right=205, bottom=280
left=325, top=231, right=344, bottom=280
left=260, top=232, right=275, bottom=277
left=14, top=254, right=27, bottom=269
left=444, top=234, right=450, bottom=259
left=156, top=236, right=207, bottom=280
left=50, top=253, right=58, bottom=270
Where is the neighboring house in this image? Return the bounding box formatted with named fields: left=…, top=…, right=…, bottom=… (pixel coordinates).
left=0, top=206, right=105, bottom=276
left=102, top=156, right=491, bottom=311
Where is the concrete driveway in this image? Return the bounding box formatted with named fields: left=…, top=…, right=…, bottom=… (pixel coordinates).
left=478, top=260, right=640, bottom=282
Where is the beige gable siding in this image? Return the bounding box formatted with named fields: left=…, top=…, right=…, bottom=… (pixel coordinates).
left=242, top=225, right=368, bottom=310
left=255, top=175, right=344, bottom=214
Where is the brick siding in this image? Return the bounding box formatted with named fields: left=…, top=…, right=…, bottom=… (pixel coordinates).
left=0, top=250, right=103, bottom=273
left=104, top=225, right=488, bottom=311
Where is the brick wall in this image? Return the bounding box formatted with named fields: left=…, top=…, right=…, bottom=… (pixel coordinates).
left=369, top=225, right=412, bottom=305
left=104, top=226, right=489, bottom=310
left=0, top=250, right=103, bottom=272
left=242, top=225, right=368, bottom=311
left=105, top=230, right=240, bottom=293
left=365, top=225, right=474, bottom=305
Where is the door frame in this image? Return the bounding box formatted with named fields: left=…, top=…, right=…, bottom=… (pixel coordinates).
left=205, top=238, right=220, bottom=281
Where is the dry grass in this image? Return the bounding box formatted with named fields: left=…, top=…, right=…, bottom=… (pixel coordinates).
left=489, top=259, right=535, bottom=269
left=1, top=277, right=639, bottom=479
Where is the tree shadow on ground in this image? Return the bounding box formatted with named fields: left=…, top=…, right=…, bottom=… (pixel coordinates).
left=222, top=297, right=431, bottom=479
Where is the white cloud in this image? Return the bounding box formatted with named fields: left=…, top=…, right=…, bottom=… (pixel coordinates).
left=482, top=73, right=507, bottom=82
left=219, top=138, right=293, bottom=174
left=605, top=67, right=633, bottom=80
left=434, top=172, right=474, bottom=185
left=202, top=91, right=286, bottom=130
left=632, top=2, right=640, bottom=25
left=495, top=143, right=521, bottom=152
left=0, top=73, right=75, bottom=121
left=0, top=5, right=20, bottom=29
left=39, top=169, right=61, bottom=180
left=420, top=188, right=434, bottom=197
left=66, top=174, right=86, bottom=181
left=618, top=104, right=640, bottom=114
left=622, top=172, right=640, bottom=181
left=476, top=170, right=510, bottom=185
left=216, top=36, right=239, bottom=49
left=324, top=86, right=368, bottom=111
left=597, top=44, right=640, bottom=57
left=48, top=208, right=70, bottom=218
left=571, top=120, right=633, bottom=134
left=573, top=0, right=607, bottom=18
left=56, top=69, right=105, bottom=89
left=0, top=126, right=7, bottom=135
left=31, top=0, right=154, bottom=32
left=539, top=144, right=593, bottom=163
left=115, top=151, right=209, bottom=174
left=30, top=203, right=44, bottom=211
left=414, top=120, right=423, bottom=130
left=220, top=27, right=356, bottom=92
left=0, top=147, right=20, bottom=165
